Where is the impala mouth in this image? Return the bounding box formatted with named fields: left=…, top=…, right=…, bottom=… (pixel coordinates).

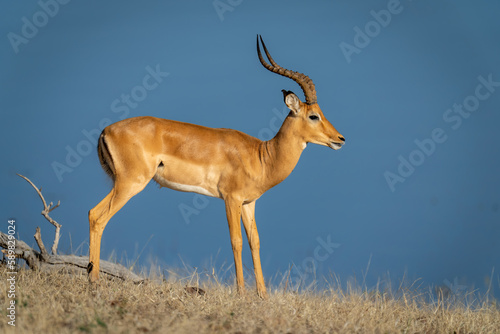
left=329, top=142, right=344, bottom=150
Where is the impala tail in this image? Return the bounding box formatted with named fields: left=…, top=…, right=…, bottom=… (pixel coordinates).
left=97, top=131, right=115, bottom=181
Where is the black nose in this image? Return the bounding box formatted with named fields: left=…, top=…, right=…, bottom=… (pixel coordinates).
left=339, top=136, right=345, bottom=142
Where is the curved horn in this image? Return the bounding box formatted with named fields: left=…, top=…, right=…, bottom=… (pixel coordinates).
left=257, top=35, right=317, bottom=105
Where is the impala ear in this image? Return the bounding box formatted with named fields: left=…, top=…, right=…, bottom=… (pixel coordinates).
left=282, top=90, right=301, bottom=114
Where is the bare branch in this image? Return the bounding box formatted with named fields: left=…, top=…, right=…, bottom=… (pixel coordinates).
left=34, top=227, right=49, bottom=261
left=48, top=201, right=60, bottom=213
left=17, top=174, right=62, bottom=255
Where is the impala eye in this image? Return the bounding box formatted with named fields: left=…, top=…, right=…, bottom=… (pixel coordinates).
left=309, top=115, right=319, bottom=121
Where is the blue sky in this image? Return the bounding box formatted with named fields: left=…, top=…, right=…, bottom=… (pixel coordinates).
left=1, top=1, right=499, bottom=297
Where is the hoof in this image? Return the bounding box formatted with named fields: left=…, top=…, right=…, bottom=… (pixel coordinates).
left=87, top=261, right=94, bottom=275
left=87, top=261, right=99, bottom=283
left=257, top=290, right=268, bottom=300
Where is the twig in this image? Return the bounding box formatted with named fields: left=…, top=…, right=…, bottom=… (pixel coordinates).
left=34, top=227, right=49, bottom=261
left=17, top=174, right=62, bottom=255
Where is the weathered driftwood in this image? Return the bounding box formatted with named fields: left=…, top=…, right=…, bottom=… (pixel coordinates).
left=0, top=231, right=143, bottom=282
left=0, top=174, right=143, bottom=283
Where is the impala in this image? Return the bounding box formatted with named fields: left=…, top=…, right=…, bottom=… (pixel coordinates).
left=88, top=35, right=346, bottom=298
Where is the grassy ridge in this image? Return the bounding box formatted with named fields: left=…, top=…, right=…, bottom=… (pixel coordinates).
left=1, top=264, right=499, bottom=333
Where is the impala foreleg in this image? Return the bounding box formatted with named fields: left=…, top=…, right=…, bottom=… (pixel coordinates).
left=224, top=198, right=245, bottom=295
left=242, top=201, right=267, bottom=299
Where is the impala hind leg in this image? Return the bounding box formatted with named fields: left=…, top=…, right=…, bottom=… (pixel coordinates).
left=88, top=178, right=149, bottom=282
left=224, top=198, right=245, bottom=296
left=242, top=201, right=267, bottom=299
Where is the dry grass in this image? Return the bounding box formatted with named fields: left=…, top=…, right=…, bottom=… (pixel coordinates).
left=1, top=264, right=499, bottom=334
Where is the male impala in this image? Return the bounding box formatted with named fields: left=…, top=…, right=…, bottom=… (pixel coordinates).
left=88, top=35, right=345, bottom=298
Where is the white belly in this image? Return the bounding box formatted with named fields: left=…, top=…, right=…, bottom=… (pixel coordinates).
left=153, top=173, right=217, bottom=198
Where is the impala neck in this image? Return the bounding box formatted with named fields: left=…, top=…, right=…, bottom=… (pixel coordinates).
left=260, top=114, right=306, bottom=189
